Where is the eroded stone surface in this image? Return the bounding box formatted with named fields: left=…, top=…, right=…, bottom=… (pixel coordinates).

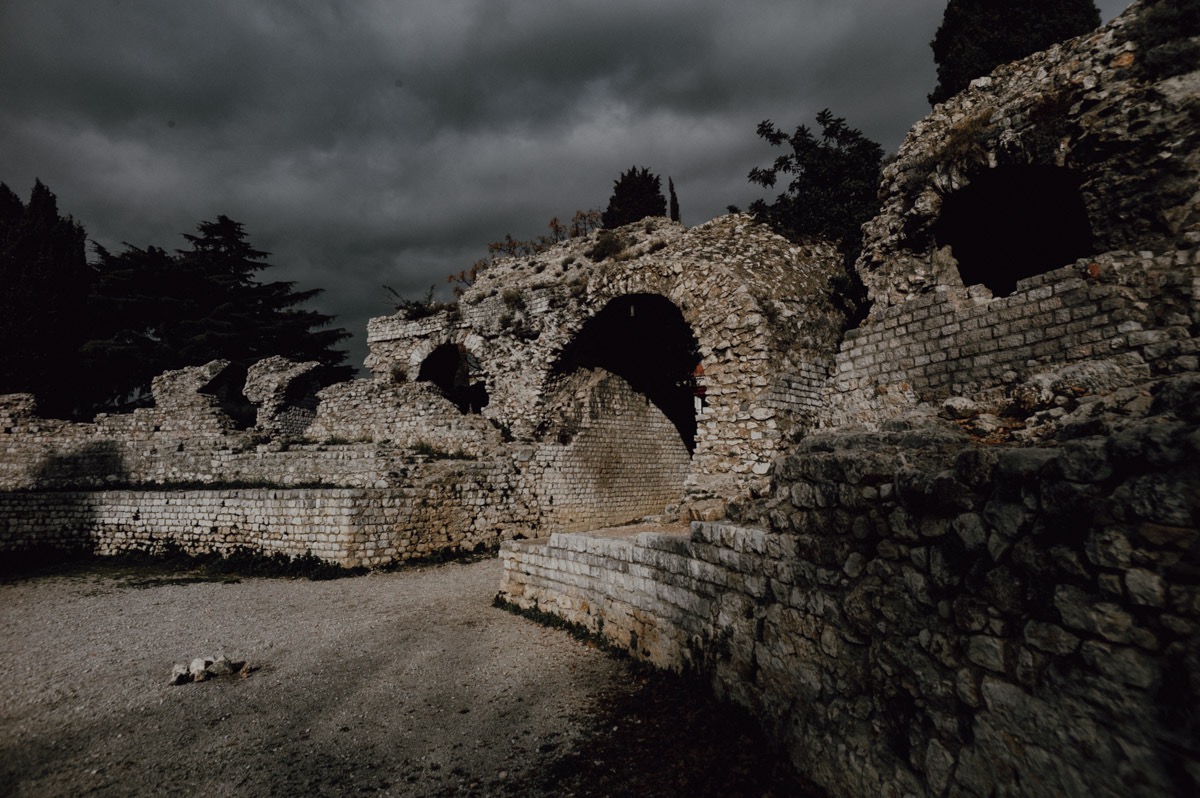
left=1, top=2, right=1197, bottom=795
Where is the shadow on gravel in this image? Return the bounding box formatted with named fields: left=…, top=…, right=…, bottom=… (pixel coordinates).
left=0, top=545, right=363, bottom=586
left=527, top=666, right=825, bottom=798
left=0, top=543, right=501, bottom=586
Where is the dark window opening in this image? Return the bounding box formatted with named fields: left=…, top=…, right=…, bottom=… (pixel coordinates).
left=934, top=165, right=1093, bottom=296
left=417, top=344, right=489, bottom=414
left=197, top=364, right=256, bottom=430
left=553, top=294, right=701, bottom=452
left=282, top=375, right=322, bottom=412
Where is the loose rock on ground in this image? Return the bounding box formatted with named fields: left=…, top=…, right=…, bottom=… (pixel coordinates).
left=0, top=557, right=811, bottom=797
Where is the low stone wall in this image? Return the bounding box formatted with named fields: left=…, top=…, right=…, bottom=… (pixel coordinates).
left=2, top=460, right=538, bottom=567
left=500, top=380, right=1200, bottom=797
left=305, top=379, right=503, bottom=455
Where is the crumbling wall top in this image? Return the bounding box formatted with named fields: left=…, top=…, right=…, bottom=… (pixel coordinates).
left=858, top=0, right=1199, bottom=312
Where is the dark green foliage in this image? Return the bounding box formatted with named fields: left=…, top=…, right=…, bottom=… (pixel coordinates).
left=0, top=181, right=91, bottom=416
left=747, top=111, right=882, bottom=326
left=82, top=215, right=352, bottom=412
left=747, top=109, right=884, bottom=266
left=668, top=177, right=681, bottom=223
left=601, top=166, right=666, bottom=229
left=929, top=0, right=1100, bottom=105
left=1132, top=0, right=1200, bottom=81
left=2, top=183, right=352, bottom=416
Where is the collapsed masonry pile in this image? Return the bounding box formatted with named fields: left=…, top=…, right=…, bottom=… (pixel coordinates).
left=169, top=655, right=254, bottom=685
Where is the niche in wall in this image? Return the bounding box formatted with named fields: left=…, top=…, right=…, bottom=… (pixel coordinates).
left=934, top=165, right=1094, bottom=296
left=417, top=344, right=489, bottom=414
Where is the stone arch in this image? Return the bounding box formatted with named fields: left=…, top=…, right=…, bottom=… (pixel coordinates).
left=416, top=343, right=490, bottom=414
left=535, top=293, right=700, bottom=530
left=552, top=293, right=701, bottom=452
left=933, top=164, right=1094, bottom=296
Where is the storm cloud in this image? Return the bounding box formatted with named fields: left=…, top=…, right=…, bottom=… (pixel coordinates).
left=0, top=0, right=1131, bottom=371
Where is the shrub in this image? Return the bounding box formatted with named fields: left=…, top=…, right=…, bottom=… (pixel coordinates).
left=586, top=230, right=628, bottom=262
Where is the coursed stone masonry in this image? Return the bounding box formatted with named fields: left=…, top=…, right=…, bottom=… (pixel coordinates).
left=500, top=3, right=1200, bottom=796
left=366, top=215, right=849, bottom=511
left=1, top=3, right=1196, bottom=794
left=501, top=373, right=1200, bottom=796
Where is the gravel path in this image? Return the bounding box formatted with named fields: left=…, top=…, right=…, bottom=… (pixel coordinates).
left=1, top=558, right=810, bottom=797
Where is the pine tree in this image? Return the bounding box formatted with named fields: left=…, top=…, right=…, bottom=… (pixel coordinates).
left=929, top=0, right=1100, bottom=105
left=601, top=167, right=666, bottom=229
left=0, top=180, right=91, bottom=414
left=82, top=216, right=352, bottom=412
left=669, top=178, right=681, bottom=223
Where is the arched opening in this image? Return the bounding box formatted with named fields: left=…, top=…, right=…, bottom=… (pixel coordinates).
left=416, top=344, right=489, bottom=414
left=197, top=363, right=256, bottom=430
left=934, top=165, right=1093, bottom=296
left=553, top=294, right=701, bottom=452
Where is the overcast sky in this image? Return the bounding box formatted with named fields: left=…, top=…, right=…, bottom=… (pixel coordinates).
left=0, top=0, right=1130, bottom=372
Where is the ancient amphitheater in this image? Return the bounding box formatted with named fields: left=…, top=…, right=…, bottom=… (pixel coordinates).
left=3, top=3, right=1197, bottom=795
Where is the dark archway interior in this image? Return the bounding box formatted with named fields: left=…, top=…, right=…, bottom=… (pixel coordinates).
left=198, top=364, right=256, bottom=430
left=934, top=165, right=1094, bottom=296
left=554, top=294, right=701, bottom=452
left=417, top=344, right=489, bottom=414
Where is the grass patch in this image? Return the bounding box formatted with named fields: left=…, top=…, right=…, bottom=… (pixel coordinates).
left=585, top=230, right=628, bottom=262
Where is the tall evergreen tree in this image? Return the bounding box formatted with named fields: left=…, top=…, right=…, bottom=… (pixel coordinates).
left=929, top=0, right=1100, bottom=105
left=82, top=215, right=352, bottom=412
left=0, top=180, right=91, bottom=414
left=601, top=167, right=666, bottom=229
left=668, top=177, right=681, bottom=223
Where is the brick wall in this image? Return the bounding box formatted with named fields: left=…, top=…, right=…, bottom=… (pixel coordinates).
left=820, top=253, right=1199, bottom=430
left=533, top=370, right=691, bottom=531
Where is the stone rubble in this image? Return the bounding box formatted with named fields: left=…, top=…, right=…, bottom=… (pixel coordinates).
left=169, top=655, right=253, bottom=685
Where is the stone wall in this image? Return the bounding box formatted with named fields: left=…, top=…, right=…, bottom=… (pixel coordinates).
left=499, top=5, right=1200, bottom=795
left=500, top=373, right=1200, bottom=797
left=822, top=252, right=1199, bottom=430
left=365, top=216, right=849, bottom=511
left=3, top=458, right=535, bottom=567
left=305, top=378, right=504, bottom=456
left=858, top=1, right=1200, bottom=312
left=531, top=369, right=691, bottom=531
left=1, top=3, right=1196, bottom=793
left=0, top=355, right=538, bottom=563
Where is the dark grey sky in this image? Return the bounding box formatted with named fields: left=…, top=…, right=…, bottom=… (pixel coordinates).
left=0, top=0, right=1131, bottom=372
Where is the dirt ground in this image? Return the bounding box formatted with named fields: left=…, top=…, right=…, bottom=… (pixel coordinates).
left=0, top=557, right=816, bottom=797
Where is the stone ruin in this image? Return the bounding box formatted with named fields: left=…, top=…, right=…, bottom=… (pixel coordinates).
left=0, top=213, right=845, bottom=562
left=1, top=2, right=1198, bottom=795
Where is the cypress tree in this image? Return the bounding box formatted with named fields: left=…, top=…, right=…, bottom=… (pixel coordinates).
left=0, top=180, right=91, bottom=415
left=601, top=167, right=666, bottom=229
